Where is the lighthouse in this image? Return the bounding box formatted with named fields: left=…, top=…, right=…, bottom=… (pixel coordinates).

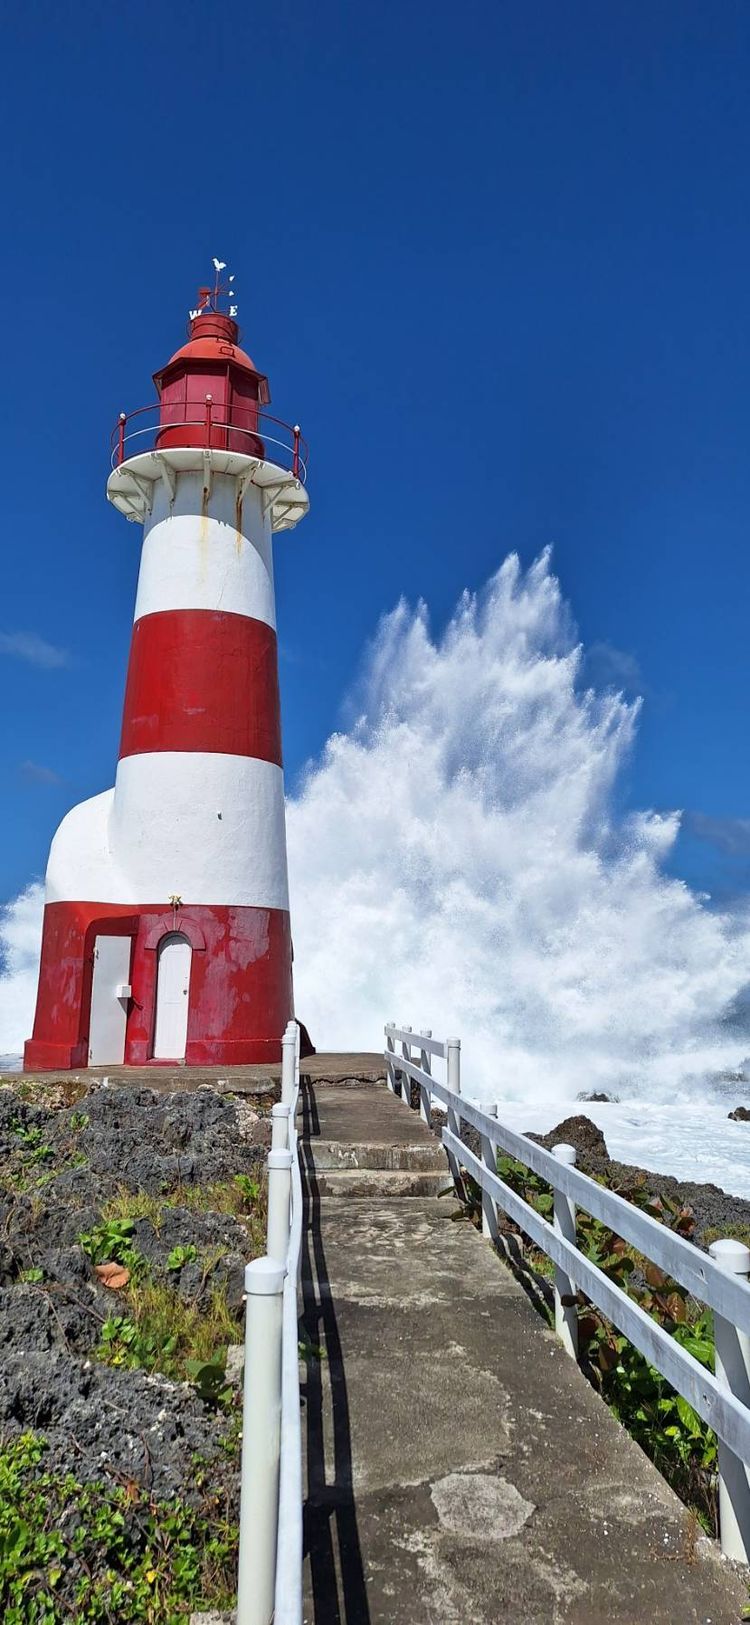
left=24, top=268, right=308, bottom=1070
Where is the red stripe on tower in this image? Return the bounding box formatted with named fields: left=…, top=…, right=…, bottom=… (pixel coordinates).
left=119, top=609, right=282, bottom=762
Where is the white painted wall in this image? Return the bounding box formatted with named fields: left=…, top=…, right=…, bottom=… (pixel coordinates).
left=111, top=752, right=289, bottom=908
left=134, top=472, right=276, bottom=627
left=47, top=755, right=289, bottom=910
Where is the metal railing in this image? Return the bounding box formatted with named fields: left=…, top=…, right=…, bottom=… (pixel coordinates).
left=110, top=401, right=308, bottom=482
left=385, top=1021, right=750, bottom=1564
left=236, top=1021, right=303, bottom=1625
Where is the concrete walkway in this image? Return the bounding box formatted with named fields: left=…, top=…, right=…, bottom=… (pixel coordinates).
left=300, top=1081, right=748, bottom=1623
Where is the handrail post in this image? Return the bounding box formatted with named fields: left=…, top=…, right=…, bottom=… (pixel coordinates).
left=271, top=1102, right=291, bottom=1151
left=267, top=1148, right=293, bottom=1263
left=445, top=1037, right=462, bottom=1194
left=481, top=1103, right=499, bottom=1241
left=386, top=1025, right=397, bottom=1094
left=419, top=1029, right=432, bottom=1125
left=237, top=1256, right=284, bottom=1625
left=709, top=1238, right=750, bottom=1562
left=446, top=1036, right=461, bottom=1096
left=281, top=1027, right=297, bottom=1106
left=204, top=392, right=213, bottom=444
left=117, top=412, right=126, bottom=466
left=552, top=1144, right=578, bottom=1359
left=293, top=423, right=301, bottom=479
left=400, top=1025, right=413, bottom=1108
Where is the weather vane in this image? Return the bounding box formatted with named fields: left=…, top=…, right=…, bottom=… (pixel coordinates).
left=189, top=258, right=238, bottom=321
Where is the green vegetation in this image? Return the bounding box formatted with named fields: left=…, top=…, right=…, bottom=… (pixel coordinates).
left=80, top=1217, right=140, bottom=1270
left=101, top=1176, right=266, bottom=1251
left=703, top=1221, right=750, bottom=1252
left=10, top=1123, right=52, bottom=1164
left=0, top=1117, right=90, bottom=1199
left=79, top=1187, right=267, bottom=1393
left=0, top=1431, right=236, bottom=1622
left=96, top=1277, right=237, bottom=1388
left=493, top=1154, right=719, bottom=1531
left=167, top=1243, right=198, bottom=1272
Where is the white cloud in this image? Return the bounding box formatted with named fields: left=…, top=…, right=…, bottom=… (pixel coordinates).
left=0, top=632, right=70, bottom=669
left=20, top=761, right=63, bottom=786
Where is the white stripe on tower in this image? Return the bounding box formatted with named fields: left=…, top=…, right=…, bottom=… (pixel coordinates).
left=46, top=755, right=289, bottom=909
left=134, top=473, right=276, bottom=625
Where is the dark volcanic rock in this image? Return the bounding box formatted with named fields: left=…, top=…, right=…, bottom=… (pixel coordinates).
left=77, top=1085, right=264, bottom=1194
left=0, top=1081, right=270, bottom=1511
left=0, top=1347, right=237, bottom=1507
left=577, top=1091, right=619, bottom=1103
left=729, top=1106, right=750, bottom=1121
left=532, top=1114, right=610, bottom=1168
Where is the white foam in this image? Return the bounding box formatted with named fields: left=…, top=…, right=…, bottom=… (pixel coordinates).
left=0, top=882, right=44, bottom=1060
left=287, top=550, right=750, bottom=1102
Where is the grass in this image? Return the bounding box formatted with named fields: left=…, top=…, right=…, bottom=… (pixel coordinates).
left=89, top=1177, right=268, bottom=1388
left=98, top=1276, right=240, bottom=1384
left=703, top=1222, right=750, bottom=1251
left=101, top=1175, right=267, bottom=1253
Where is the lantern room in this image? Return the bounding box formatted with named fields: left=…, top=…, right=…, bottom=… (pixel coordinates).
left=154, top=304, right=270, bottom=457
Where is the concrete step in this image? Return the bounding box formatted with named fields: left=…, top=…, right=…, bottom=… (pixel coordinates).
left=304, top=1166, right=452, bottom=1199
left=303, top=1139, right=447, bottom=1173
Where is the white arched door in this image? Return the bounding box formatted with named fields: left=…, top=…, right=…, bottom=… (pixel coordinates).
left=152, top=933, right=192, bottom=1060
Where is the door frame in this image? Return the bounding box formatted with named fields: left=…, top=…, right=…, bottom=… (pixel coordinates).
left=151, top=931, right=193, bottom=1061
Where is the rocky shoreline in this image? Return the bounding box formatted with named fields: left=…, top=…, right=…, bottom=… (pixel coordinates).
left=0, top=1077, right=273, bottom=1616
left=530, top=1111, right=750, bottom=1247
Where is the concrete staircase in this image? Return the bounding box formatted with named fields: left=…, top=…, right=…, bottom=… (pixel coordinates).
left=299, top=1080, right=451, bottom=1197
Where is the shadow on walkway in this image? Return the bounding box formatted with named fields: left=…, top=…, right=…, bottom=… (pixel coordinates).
left=300, top=1079, right=371, bottom=1624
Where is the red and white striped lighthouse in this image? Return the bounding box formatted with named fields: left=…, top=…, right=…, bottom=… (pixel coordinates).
left=24, top=269, right=308, bottom=1070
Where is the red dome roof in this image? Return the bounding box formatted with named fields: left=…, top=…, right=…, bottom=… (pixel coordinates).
left=154, top=312, right=266, bottom=390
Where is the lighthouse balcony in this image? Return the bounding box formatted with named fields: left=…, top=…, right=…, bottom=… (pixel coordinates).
left=107, top=404, right=309, bottom=533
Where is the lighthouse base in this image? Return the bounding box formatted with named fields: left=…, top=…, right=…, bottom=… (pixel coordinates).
left=24, top=901, right=293, bottom=1072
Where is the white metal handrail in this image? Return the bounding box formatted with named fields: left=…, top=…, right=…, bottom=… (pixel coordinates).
left=274, top=1026, right=303, bottom=1623
left=385, top=1021, right=750, bottom=1564
left=237, top=1023, right=304, bottom=1625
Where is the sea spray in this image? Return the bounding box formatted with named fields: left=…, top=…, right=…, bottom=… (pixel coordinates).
left=0, top=881, right=44, bottom=1067
left=286, top=550, right=750, bottom=1099
left=3, top=551, right=750, bottom=1102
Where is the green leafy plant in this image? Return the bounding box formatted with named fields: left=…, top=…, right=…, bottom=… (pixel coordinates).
left=79, top=1216, right=139, bottom=1268
left=184, top=1355, right=231, bottom=1406
left=10, top=1121, right=52, bottom=1164
left=167, top=1243, right=199, bottom=1272
left=0, top=1430, right=237, bottom=1621
left=233, top=1173, right=261, bottom=1206
left=20, top=1267, right=43, bottom=1284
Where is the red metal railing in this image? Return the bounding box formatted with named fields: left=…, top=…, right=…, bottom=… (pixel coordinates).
left=111, top=400, right=308, bottom=483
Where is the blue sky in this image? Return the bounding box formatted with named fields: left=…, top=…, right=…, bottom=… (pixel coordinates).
left=1, top=0, right=749, bottom=903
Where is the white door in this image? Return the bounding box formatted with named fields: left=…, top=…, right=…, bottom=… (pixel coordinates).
left=89, top=935, right=131, bottom=1065
left=153, top=933, right=192, bottom=1060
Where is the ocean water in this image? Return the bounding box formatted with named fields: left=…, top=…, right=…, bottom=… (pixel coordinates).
left=4, top=551, right=750, bottom=1193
